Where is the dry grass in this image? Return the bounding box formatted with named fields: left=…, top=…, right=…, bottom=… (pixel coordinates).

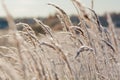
left=0, top=0, right=120, bottom=80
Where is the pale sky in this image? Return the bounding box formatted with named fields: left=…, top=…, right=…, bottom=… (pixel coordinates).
left=0, top=0, right=120, bottom=17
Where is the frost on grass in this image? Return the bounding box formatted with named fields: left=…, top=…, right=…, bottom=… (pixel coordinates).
left=0, top=0, right=120, bottom=80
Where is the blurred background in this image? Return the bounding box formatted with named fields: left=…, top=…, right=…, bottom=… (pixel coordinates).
left=0, top=0, right=120, bottom=33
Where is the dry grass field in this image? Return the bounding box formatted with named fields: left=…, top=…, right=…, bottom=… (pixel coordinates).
left=0, top=0, right=120, bottom=80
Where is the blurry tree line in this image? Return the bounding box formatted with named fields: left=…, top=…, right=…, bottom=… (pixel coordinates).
left=0, top=12, right=120, bottom=34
